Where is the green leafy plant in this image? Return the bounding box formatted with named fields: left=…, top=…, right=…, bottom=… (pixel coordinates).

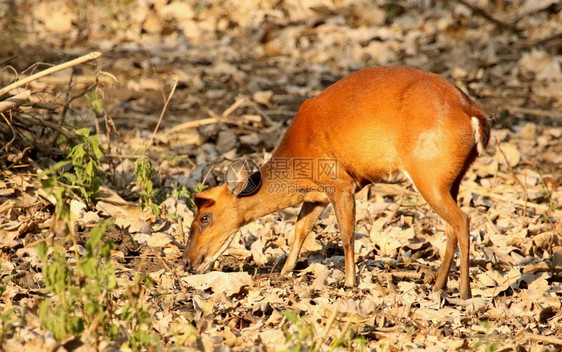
left=62, top=127, right=105, bottom=205
left=37, top=220, right=117, bottom=342
left=186, top=182, right=208, bottom=213
left=539, top=180, right=555, bottom=212
left=133, top=152, right=204, bottom=217
left=281, top=311, right=366, bottom=352
left=161, top=153, right=182, bottom=167
left=0, top=259, right=10, bottom=297
left=282, top=311, right=316, bottom=352
left=119, top=274, right=157, bottom=350
left=134, top=152, right=159, bottom=216
left=0, top=305, right=23, bottom=346
left=0, top=260, right=24, bottom=345
left=36, top=220, right=158, bottom=350
left=470, top=320, right=500, bottom=352
left=193, top=182, right=208, bottom=193
left=85, top=91, right=105, bottom=117
left=41, top=127, right=105, bottom=209
left=171, top=184, right=191, bottom=200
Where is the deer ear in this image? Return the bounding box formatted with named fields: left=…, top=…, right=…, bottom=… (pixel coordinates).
left=225, top=158, right=262, bottom=197
left=193, top=186, right=223, bottom=208
left=194, top=194, right=215, bottom=209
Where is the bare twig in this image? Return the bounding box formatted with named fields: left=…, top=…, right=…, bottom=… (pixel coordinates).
left=523, top=333, right=562, bottom=346
left=96, top=71, right=118, bottom=84
left=14, top=114, right=76, bottom=142
left=0, top=90, right=31, bottom=112
left=463, top=183, right=548, bottom=211
left=171, top=240, right=187, bottom=250
left=0, top=65, right=18, bottom=79
left=383, top=190, right=404, bottom=229
left=165, top=117, right=222, bottom=135
left=1, top=111, right=16, bottom=152
left=496, top=143, right=528, bottom=223
left=0, top=51, right=102, bottom=98
left=222, top=97, right=246, bottom=119
left=103, top=154, right=144, bottom=159
left=0, top=56, right=17, bottom=67
left=93, top=70, right=119, bottom=160
left=148, top=78, right=178, bottom=147
left=247, top=100, right=274, bottom=126
left=57, top=69, right=75, bottom=135
left=0, top=72, right=116, bottom=86
left=456, top=0, right=520, bottom=33
left=53, top=76, right=99, bottom=145
left=174, top=216, right=187, bottom=249
left=29, top=102, right=59, bottom=111
left=507, top=106, right=562, bottom=120
left=144, top=41, right=227, bottom=123
left=381, top=271, right=424, bottom=281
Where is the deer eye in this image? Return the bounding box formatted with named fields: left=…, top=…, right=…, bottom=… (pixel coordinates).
left=200, top=214, right=211, bottom=224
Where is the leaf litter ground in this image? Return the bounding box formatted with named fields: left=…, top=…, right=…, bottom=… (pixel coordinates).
left=1, top=0, right=562, bottom=351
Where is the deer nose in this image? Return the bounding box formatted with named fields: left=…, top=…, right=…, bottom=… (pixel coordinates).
left=183, top=250, right=192, bottom=272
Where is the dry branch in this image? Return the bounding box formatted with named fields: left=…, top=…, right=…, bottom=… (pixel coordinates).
left=0, top=90, right=31, bottom=112
left=148, top=78, right=178, bottom=146
left=222, top=97, right=246, bottom=118
left=464, top=183, right=549, bottom=211
left=524, top=333, right=562, bottom=346
left=381, top=271, right=424, bottom=281
left=0, top=72, right=115, bottom=86
left=507, top=106, right=562, bottom=120
left=455, top=0, right=520, bottom=32
left=165, top=117, right=222, bottom=135
left=0, top=51, right=102, bottom=98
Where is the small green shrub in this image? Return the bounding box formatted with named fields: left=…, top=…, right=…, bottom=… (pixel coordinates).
left=470, top=321, right=500, bottom=352
left=37, top=220, right=117, bottom=342
left=36, top=220, right=158, bottom=350
left=281, top=311, right=366, bottom=352
left=0, top=260, right=24, bottom=345
left=41, top=127, right=105, bottom=210
left=134, top=152, right=159, bottom=216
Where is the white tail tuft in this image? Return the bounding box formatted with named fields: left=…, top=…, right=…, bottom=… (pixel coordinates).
left=471, top=116, right=483, bottom=155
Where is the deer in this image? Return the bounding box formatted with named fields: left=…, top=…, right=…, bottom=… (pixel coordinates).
left=183, top=66, right=490, bottom=299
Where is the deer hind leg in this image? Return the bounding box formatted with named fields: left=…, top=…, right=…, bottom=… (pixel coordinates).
left=281, top=201, right=328, bottom=275
left=433, top=176, right=462, bottom=292
left=407, top=168, right=472, bottom=299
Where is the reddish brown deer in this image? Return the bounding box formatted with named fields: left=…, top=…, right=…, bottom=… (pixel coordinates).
left=183, top=66, right=490, bottom=299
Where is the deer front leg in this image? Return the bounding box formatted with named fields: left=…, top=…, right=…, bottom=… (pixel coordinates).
left=329, top=189, right=356, bottom=287
left=281, top=201, right=328, bottom=275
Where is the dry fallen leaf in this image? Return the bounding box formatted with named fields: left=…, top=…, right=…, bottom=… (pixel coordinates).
left=498, top=142, right=521, bottom=167
left=33, top=1, right=76, bottom=34
left=146, top=232, right=173, bottom=247
left=250, top=237, right=268, bottom=266
left=519, top=49, right=562, bottom=81
left=181, top=272, right=252, bottom=296
left=253, top=90, right=274, bottom=107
